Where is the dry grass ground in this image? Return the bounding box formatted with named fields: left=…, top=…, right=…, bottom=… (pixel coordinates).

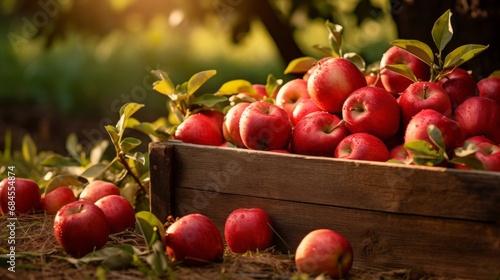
left=0, top=214, right=465, bottom=280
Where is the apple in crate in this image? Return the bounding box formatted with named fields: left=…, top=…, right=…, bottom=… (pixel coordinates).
left=436, top=67, right=478, bottom=109
left=292, top=111, right=348, bottom=157
left=291, top=98, right=322, bottom=126
left=164, top=213, right=224, bottom=266
left=174, top=112, right=224, bottom=146
left=275, top=78, right=310, bottom=119
left=455, top=136, right=500, bottom=172
left=334, top=133, right=390, bottom=162
left=379, top=46, right=431, bottom=96
left=454, top=96, right=500, bottom=144
left=239, top=101, right=292, bottom=151
left=95, top=195, right=136, bottom=234
left=0, top=178, right=41, bottom=215
left=342, top=86, right=400, bottom=140
left=477, top=76, right=500, bottom=105
left=224, top=208, right=274, bottom=253
left=295, top=229, right=354, bottom=278
left=41, top=186, right=76, bottom=215
left=54, top=200, right=110, bottom=258
left=79, top=180, right=120, bottom=203
left=307, top=57, right=367, bottom=113
left=222, top=102, right=251, bottom=148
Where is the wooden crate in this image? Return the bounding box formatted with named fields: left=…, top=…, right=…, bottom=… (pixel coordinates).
left=149, top=140, right=500, bottom=280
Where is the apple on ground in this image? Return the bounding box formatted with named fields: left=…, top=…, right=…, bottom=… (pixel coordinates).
left=239, top=101, right=292, bottom=151
left=291, top=111, right=349, bottom=157
left=224, top=208, right=274, bottom=253
left=379, top=45, right=431, bottom=96
left=398, top=81, right=452, bottom=126
left=41, top=186, right=76, bottom=215
left=0, top=178, right=41, bottom=216
left=95, top=195, right=136, bottom=234
left=222, top=102, right=251, bottom=148
left=334, top=133, right=390, bottom=162
left=291, top=98, right=322, bottom=126
left=454, top=136, right=500, bottom=171
left=404, top=109, right=464, bottom=153
left=454, top=96, right=500, bottom=144
left=275, top=78, right=310, bottom=119
left=342, top=86, right=400, bottom=140
left=436, top=68, right=478, bottom=110
left=164, top=213, right=224, bottom=266
left=79, top=180, right=120, bottom=203
left=174, top=111, right=225, bottom=146
left=307, top=57, right=367, bottom=113
left=54, top=200, right=110, bottom=258
left=295, top=229, right=354, bottom=278
left=477, top=76, right=500, bottom=105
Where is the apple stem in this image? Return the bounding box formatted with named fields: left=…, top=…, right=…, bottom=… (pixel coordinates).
left=328, top=119, right=346, bottom=133
left=423, top=84, right=428, bottom=99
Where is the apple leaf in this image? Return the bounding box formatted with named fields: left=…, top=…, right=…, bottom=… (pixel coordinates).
left=44, top=174, right=86, bottom=195
left=192, top=93, right=227, bottom=107
left=488, top=70, right=500, bottom=78
left=404, top=140, right=444, bottom=166
left=432, top=9, right=453, bottom=53
left=136, top=211, right=165, bottom=248
left=167, top=100, right=184, bottom=126
left=312, top=44, right=333, bottom=57
left=125, top=151, right=146, bottom=165
left=284, top=56, right=317, bottom=75
left=151, top=70, right=175, bottom=96
left=79, top=163, right=108, bottom=179
left=265, top=73, right=282, bottom=98
left=117, top=103, right=145, bottom=136
left=89, top=140, right=110, bottom=165
left=146, top=240, right=170, bottom=276
left=383, top=64, right=418, bottom=83
left=215, top=79, right=255, bottom=96
left=454, top=142, right=478, bottom=157
left=120, top=137, right=142, bottom=154
left=443, top=44, right=489, bottom=69
left=22, top=134, right=37, bottom=164
left=343, top=52, right=366, bottom=72
left=105, top=125, right=120, bottom=145
left=449, top=155, right=485, bottom=170
left=187, top=69, right=217, bottom=96
left=427, top=124, right=446, bottom=152
left=74, top=246, right=135, bottom=269
left=391, top=39, right=435, bottom=67
left=325, top=20, right=343, bottom=57
left=40, top=154, right=81, bottom=168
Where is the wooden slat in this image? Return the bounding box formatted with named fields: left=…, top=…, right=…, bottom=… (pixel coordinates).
left=148, top=142, right=176, bottom=222
left=173, top=188, right=500, bottom=280
left=160, top=141, right=500, bottom=223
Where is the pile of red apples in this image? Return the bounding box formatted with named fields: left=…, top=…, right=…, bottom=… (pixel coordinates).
left=173, top=47, right=500, bottom=172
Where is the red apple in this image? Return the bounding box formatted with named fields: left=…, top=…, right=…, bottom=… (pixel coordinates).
left=389, top=144, right=411, bottom=164
left=454, top=96, right=500, bottom=144
left=291, top=98, right=323, bottom=126
left=275, top=78, right=310, bottom=119
left=54, top=200, right=110, bottom=258
left=295, top=229, right=354, bottom=278
left=307, top=57, right=367, bottom=113
left=41, top=186, right=76, bottom=215
left=380, top=46, right=431, bottom=95
left=477, top=76, right=500, bottom=105
left=164, top=213, right=224, bottom=266
left=399, top=81, right=452, bottom=126
left=455, top=136, right=500, bottom=171
left=174, top=112, right=224, bottom=146
left=365, top=72, right=384, bottom=88
left=404, top=109, right=464, bottom=152
left=79, top=180, right=120, bottom=203
left=95, top=195, right=136, bottom=234
left=0, top=178, right=41, bottom=216
left=222, top=102, right=251, bottom=148
left=200, top=109, right=224, bottom=130
left=334, top=133, right=390, bottom=162
left=239, top=101, right=292, bottom=150
left=291, top=111, right=349, bottom=157
left=342, top=86, right=400, bottom=140
left=437, top=68, right=478, bottom=110
left=224, top=208, right=273, bottom=253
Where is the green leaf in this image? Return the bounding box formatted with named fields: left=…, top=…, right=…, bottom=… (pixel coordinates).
left=343, top=52, right=366, bottom=72
left=427, top=124, right=446, bottom=152
left=45, top=174, right=86, bottom=195
left=105, top=125, right=120, bottom=145
left=22, top=134, right=37, bottom=163
left=66, top=133, right=80, bottom=162
left=167, top=100, right=184, bottom=126
left=125, top=152, right=146, bottom=165
left=312, top=44, right=333, bottom=57
left=454, top=142, right=478, bottom=157
left=265, top=73, right=282, bottom=98
left=120, top=137, right=142, bottom=154
left=215, top=79, right=255, bottom=96
left=404, top=140, right=444, bottom=166
left=449, top=155, right=485, bottom=170
left=89, top=140, right=109, bottom=165
left=151, top=69, right=175, bottom=96
left=117, top=103, right=145, bottom=135
left=135, top=211, right=165, bottom=248
left=489, top=70, right=500, bottom=78
left=192, top=94, right=227, bottom=107
left=325, top=20, right=343, bottom=57
left=80, top=163, right=109, bottom=179
left=391, top=39, right=435, bottom=67
left=146, top=240, right=170, bottom=276
left=75, top=246, right=134, bottom=270
left=283, top=56, right=317, bottom=75
left=187, top=70, right=217, bottom=95
left=443, top=44, right=489, bottom=69
left=383, top=64, right=418, bottom=83
left=40, top=154, right=81, bottom=168
left=432, top=9, right=453, bottom=53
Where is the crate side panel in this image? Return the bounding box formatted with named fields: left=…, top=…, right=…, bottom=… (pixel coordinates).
left=174, top=188, right=500, bottom=280
left=170, top=143, right=500, bottom=222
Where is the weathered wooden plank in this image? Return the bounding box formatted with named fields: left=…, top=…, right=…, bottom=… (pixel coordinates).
left=164, top=141, right=500, bottom=223
left=149, top=141, right=176, bottom=222
left=173, top=188, right=500, bottom=280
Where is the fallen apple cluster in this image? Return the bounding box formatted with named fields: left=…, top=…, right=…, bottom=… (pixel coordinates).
left=173, top=52, right=500, bottom=171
